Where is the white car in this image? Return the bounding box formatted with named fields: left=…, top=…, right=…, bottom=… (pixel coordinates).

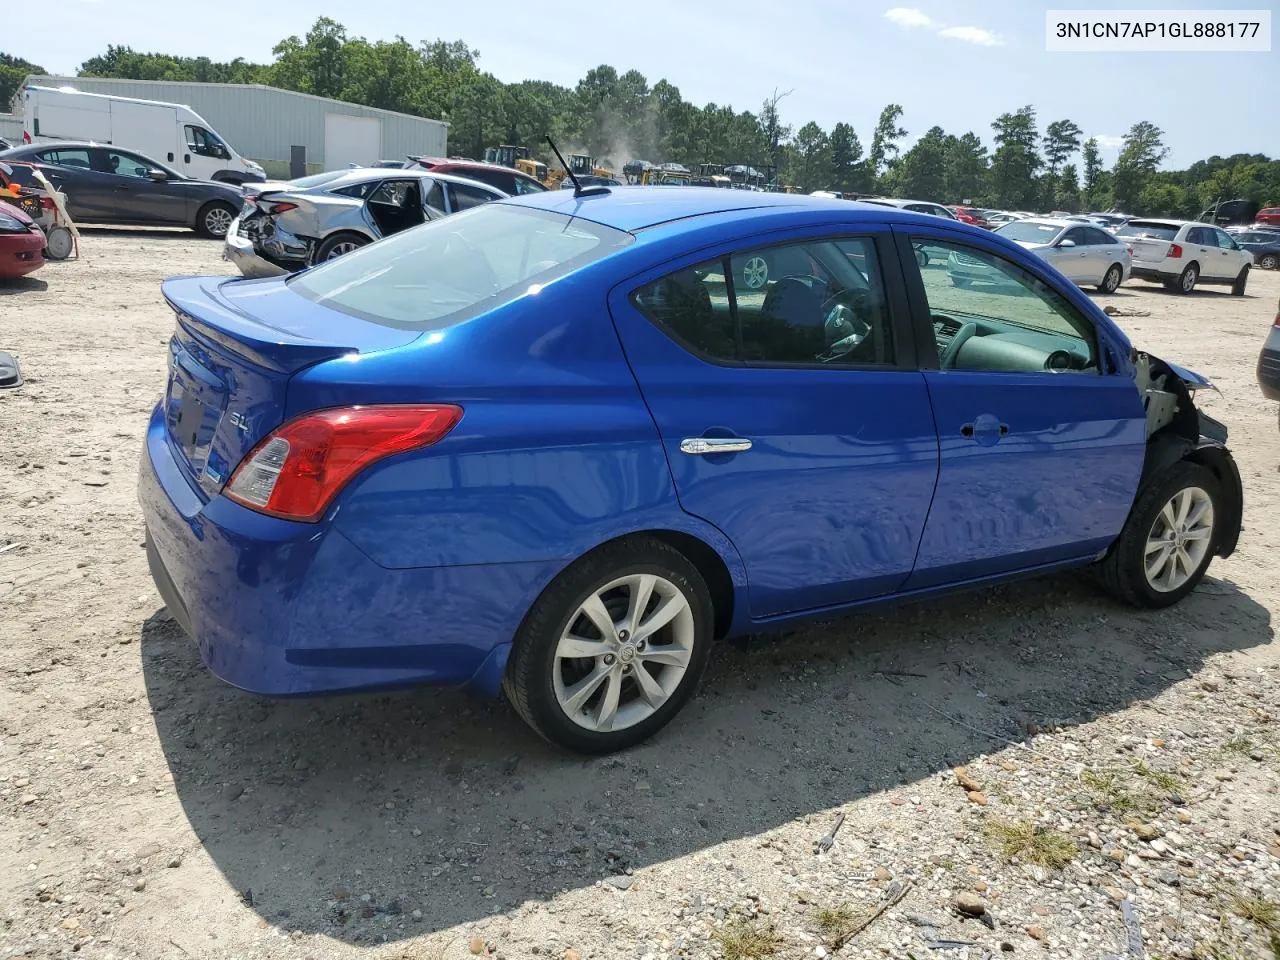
left=969, top=217, right=1131, bottom=293
left=1116, top=219, right=1254, bottom=295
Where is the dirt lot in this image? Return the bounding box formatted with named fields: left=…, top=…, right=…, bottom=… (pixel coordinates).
left=2, top=231, right=1278, bottom=960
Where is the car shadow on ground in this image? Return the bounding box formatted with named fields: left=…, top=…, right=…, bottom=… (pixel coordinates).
left=0, top=276, right=48, bottom=294
left=139, top=569, right=1271, bottom=945
left=76, top=227, right=213, bottom=241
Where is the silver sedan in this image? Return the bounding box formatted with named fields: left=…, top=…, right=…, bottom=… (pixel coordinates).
left=223, top=168, right=507, bottom=278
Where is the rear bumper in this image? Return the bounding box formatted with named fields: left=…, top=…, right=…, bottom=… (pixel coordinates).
left=222, top=223, right=290, bottom=279
left=1131, top=265, right=1179, bottom=282
left=137, top=403, right=557, bottom=696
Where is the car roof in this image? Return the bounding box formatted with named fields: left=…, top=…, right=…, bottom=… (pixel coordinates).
left=1009, top=217, right=1073, bottom=228
left=500, top=186, right=975, bottom=234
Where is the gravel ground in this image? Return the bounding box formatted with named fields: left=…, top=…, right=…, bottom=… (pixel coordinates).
left=2, top=230, right=1278, bottom=960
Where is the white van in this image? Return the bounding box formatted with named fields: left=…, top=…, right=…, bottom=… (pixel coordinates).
left=22, top=85, right=265, bottom=184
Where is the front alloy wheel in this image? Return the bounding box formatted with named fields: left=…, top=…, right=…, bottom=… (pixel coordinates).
left=504, top=537, right=713, bottom=753
left=1098, top=461, right=1221, bottom=608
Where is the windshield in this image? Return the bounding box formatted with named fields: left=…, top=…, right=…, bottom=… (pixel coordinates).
left=288, top=204, right=633, bottom=329
left=1117, top=221, right=1178, bottom=241
left=997, top=220, right=1063, bottom=244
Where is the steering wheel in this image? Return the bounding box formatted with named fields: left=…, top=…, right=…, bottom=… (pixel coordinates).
left=816, top=288, right=872, bottom=362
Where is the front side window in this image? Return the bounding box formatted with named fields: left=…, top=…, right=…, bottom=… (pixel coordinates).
left=1084, top=227, right=1119, bottom=246
left=1214, top=229, right=1238, bottom=250
left=632, top=237, right=894, bottom=367
left=918, top=238, right=1097, bottom=374
left=185, top=125, right=229, bottom=159
left=104, top=151, right=152, bottom=180
left=1060, top=227, right=1089, bottom=247
left=512, top=176, right=546, bottom=195
left=288, top=205, right=632, bottom=329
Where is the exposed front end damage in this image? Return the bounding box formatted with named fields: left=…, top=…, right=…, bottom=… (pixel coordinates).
left=1134, top=351, right=1242, bottom=557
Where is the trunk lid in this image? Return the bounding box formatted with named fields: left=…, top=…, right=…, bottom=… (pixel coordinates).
left=160, top=275, right=420, bottom=498
left=1127, top=236, right=1171, bottom=263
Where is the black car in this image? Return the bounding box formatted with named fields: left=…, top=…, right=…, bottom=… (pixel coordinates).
left=0, top=141, right=243, bottom=238
left=1230, top=229, right=1280, bottom=270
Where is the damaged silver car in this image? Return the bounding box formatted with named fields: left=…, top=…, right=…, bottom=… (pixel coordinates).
left=223, top=168, right=507, bottom=278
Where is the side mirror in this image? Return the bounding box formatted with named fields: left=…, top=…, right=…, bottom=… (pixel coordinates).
left=148, top=169, right=168, bottom=182
left=1057, top=238, right=1076, bottom=248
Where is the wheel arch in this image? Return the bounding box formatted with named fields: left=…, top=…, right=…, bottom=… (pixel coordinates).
left=1137, top=432, right=1242, bottom=560
left=462, top=523, right=748, bottom=698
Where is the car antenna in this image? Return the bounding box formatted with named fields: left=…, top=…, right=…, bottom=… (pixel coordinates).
left=546, top=136, right=609, bottom=198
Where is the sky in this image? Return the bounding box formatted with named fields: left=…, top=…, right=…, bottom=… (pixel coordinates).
left=17, top=0, right=1279, bottom=169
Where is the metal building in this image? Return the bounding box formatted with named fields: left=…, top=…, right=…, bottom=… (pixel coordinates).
left=0, top=113, right=20, bottom=143
left=17, top=76, right=448, bottom=177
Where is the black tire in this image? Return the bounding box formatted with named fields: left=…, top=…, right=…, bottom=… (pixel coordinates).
left=1231, top=265, right=1249, bottom=296
left=1175, top=262, right=1198, bottom=295
left=195, top=201, right=237, bottom=240
left=1098, top=263, right=1123, bottom=294
left=314, top=232, right=368, bottom=263
left=914, top=247, right=929, bottom=269
left=1259, top=253, right=1279, bottom=271
left=1097, top=461, right=1222, bottom=609
left=503, top=536, right=714, bottom=754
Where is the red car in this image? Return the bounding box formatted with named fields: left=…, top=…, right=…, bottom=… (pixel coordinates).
left=947, top=205, right=992, bottom=229
left=1257, top=207, right=1280, bottom=227
left=0, top=200, right=44, bottom=279
left=408, top=157, right=548, bottom=196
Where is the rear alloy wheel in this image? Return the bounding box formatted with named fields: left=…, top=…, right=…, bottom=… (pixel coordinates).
left=1098, top=461, right=1221, bottom=608
left=1231, top=265, right=1249, bottom=296
left=196, top=201, right=237, bottom=240
left=1176, top=263, right=1198, bottom=294
left=316, top=233, right=368, bottom=263
left=1259, top=253, right=1279, bottom=270
left=1098, top=263, right=1123, bottom=293
left=504, top=537, right=713, bottom=753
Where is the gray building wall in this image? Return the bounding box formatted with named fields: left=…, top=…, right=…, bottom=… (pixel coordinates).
left=21, top=77, right=448, bottom=177
left=0, top=113, right=21, bottom=143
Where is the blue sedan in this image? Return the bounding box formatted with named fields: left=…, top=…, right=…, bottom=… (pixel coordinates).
left=139, top=188, right=1243, bottom=753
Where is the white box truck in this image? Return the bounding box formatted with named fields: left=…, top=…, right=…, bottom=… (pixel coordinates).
left=22, top=85, right=265, bottom=184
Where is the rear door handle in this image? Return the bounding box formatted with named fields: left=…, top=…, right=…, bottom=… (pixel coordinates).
left=680, top=437, right=752, bottom=455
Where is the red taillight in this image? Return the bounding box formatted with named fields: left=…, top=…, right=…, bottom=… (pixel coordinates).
left=1168, top=243, right=1183, bottom=259
left=267, top=201, right=298, bottom=215
left=224, top=405, right=463, bottom=522
left=39, top=197, right=54, bottom=209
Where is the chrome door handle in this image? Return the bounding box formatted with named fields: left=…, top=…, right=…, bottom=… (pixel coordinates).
left=680, top=437, right=752, bottom=455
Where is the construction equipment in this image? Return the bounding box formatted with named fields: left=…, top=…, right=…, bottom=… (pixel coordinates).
left=515, top=158, right=549, bottom=184
left=483, top=145, right=529, bottom=168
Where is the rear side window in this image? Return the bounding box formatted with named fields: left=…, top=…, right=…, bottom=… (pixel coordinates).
left=446, top=182, right=497, bottom=211
left=288, top=205, right=632, bottom=329
left=1187, top=227, right=1215, bottom=245
left=36, top=148, right=92, bottom=169
left=632, top=237, right=894, bottom=367
left=331, top=181, right=378, bottom=199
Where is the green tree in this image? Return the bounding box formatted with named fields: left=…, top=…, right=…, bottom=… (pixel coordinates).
left=790, top=121, right=830, bottom=191
left=895, top=125, right=948, bottom=199
left=1042, top=119, right=1082, bottom=176
left=827, top=122, right=864, bottom=192
left=1112, top=121, right=1167, bottom=211
left=757, top=88, right=792, bottom=173
left=989, top=106, right=1041, bottom=209
left=1055, top=164, right=1081, bottom=212
left=944, top=132, right=989, bottom=203
left=867, top=103, right=907, bottom=182
left=1, top=52, right=46, bottom=108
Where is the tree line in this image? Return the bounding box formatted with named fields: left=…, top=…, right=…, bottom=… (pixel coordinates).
left=4, top=18, right=1278, bottom=217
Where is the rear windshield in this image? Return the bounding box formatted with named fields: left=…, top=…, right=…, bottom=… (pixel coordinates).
left=288, top=204, right=633, bottom=329
left=1117, top=221, right=1178, bottom=241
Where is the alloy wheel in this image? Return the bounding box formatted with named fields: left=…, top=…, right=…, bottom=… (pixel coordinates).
left=204, top=207, right=234, bottom=238
left=552, top=573, right=695, bottom=733
left=1144, top=486, right=1214, bottom=592
left=327, top=241, right=361, bottom=259
left=741, top=256, right=769, bottom=290
left=1260, top=254, right=1278, bottom=270
left=1102, top=264, right=1121, bottom=292
left=1180, top=266, right=1197, bottom=293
